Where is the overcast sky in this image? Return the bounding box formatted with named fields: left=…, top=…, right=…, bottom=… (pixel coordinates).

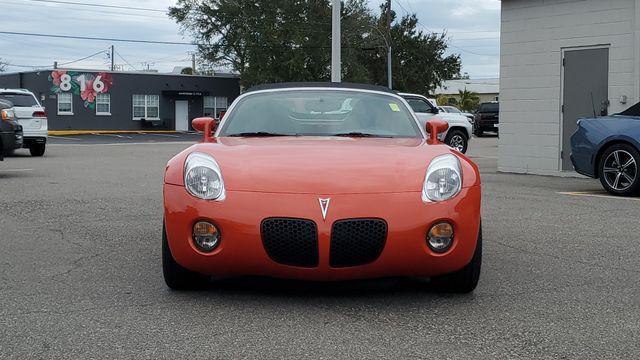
left=0, top=0, right=500, bottom=79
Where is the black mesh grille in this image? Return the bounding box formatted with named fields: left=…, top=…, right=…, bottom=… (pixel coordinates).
left=330, top=219, right=388, bottom=268
left=261, top=218, right=318, bottom=267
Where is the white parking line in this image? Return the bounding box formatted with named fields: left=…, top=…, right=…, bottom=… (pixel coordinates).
left=0, top=168, right=34, bottom=173
left=48, top=141, right=196, bottom=147
left=140, top=132, right=181, bottom=138
left=559, top=191, right=640, bottom=201
left=48, top=135, right=82, bottom=141
left=92, top=133, right=133, bottom=139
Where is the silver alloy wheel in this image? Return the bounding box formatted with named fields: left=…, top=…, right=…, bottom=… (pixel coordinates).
left=602, top=150, right=637, bottom=191
left=449, top=134, right=466, bottom=152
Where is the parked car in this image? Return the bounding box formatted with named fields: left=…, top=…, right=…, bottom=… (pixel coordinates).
left=474, top=101, right=499, bottom=136
left=0, top=100, right=24, bottom=161
left=400, top=93, right=473, bottom=153
left=439, top=105, right=475, bottom=121
left=0, top=89, right=47, bottom=156
left=162, top=83, right=482, bottom=293
left=570, top=103, right=640, bottom=196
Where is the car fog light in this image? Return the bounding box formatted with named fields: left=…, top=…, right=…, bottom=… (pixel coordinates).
left=427, top=222, right=454, bottom=253
left=193, top=221, right=220, bottom=252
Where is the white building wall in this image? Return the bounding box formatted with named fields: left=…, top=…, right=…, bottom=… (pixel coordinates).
left=499, top=0, right=639, bottom=175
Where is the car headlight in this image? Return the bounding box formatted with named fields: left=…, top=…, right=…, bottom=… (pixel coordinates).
left=184, top=152, right=226, bottom=201
left=422, top=154, right=462, bottom=202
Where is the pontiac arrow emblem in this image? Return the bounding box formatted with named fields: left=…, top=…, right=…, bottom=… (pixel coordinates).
left=319, top=198, right=331, bottom=220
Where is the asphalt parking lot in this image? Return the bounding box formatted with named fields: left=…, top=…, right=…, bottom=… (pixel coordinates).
left=1, top=134, right=638, bottom=358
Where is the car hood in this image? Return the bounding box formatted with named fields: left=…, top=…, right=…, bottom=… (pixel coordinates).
left=177, top=137, right=452, bottom=194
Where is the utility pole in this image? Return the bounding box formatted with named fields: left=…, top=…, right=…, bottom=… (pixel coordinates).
left=110, top=45, right=115, bottom=71
left=191, top=53, right=196, bottom=75
left=331, top=0, right=341, bottom=83
left=386, top=0, right=392, bottom=89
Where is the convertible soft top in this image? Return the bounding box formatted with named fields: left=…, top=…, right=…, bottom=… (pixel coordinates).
left=245, top=82, right=396, bottom=94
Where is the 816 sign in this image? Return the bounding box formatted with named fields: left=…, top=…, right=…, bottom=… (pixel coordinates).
left=58, top=74, right=106, bottom=93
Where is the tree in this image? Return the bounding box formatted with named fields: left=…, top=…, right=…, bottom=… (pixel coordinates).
left=0, top=58, right=6, bottom=72
left=357, top=8, right=461, bottom=94
left=169, top=1, right=461, bottom=90
left=456, top=89, right=480, bottom=111
left=181, top=67, right=194, bottom=75
left=436, top=94, right=457, bottom=106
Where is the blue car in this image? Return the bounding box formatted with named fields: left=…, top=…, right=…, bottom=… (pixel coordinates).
left=570, top=104, right=640, bottom=196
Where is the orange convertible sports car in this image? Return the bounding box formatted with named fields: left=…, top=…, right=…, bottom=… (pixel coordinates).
left=163, top=83, right=482, bottom=292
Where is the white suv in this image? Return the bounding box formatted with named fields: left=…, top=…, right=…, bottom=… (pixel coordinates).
left=0, top=89, right=47, bottom=156
left=400, top=93, right=473, bottom=153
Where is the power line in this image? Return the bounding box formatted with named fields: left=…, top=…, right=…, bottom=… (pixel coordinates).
left=392, top=0, right=499, bottom=57
left=115, top=51, right=137, bottom=71
left=20, top=0, right=166, bottom=12
left=0, top=30, right=375, bottom=51
left=3, top=62, right=49, bottom=69
left=58, top=48, right=110, bottom=66
left=0, top=31, right=195, bottom=46
left=0, top=0, right=168, bottom=19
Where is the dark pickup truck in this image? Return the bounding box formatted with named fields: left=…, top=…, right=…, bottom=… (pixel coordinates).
left=0, top=100, right=23, bottom=161
left=473, top=101, right=499, bottom=137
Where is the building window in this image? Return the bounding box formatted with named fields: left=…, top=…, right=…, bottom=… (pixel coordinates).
left=57, top=93, right=73, bottom=115
left=203, top=96, right=215, bottom=117
left=203, top=96, right=228, bottom=118
left=132, top=94, right=160, bottom=120
left=96, top=93, right=110, bottom=115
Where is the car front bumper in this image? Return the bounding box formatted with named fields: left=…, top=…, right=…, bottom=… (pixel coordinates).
left=164, top=185, right=482, bottom=281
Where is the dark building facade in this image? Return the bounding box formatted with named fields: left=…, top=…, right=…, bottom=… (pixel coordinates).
left=0, top=69, right=240, bottom=131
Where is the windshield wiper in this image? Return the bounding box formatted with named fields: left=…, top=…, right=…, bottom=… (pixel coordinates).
left=227, top=132, right=289, bottom=137
left=333, top=132, right=392, bottom=138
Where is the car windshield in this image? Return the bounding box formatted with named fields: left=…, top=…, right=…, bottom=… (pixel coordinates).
left=479, top=103, right=499, bottom=113
left=443, top=106, right=461, bottom=113
left=0, top=93, right=39, bottom=107
left=219, top=89, right=422, bottom=138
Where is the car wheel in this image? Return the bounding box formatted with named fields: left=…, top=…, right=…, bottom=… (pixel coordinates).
left=162, top=223, right=209, bottom=290
left=430, top=225, right=482, bottom=293
left=598, top=143, right=640, bottom=196
left=444, top=130, right=468, bottom=153
left=473, top=127, right=483, bottom=137
left=29, top=143, right=46, bottom=157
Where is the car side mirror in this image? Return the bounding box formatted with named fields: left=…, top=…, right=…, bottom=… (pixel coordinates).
left=192, top=117, right=217, bottom=142
left=426, top=119, right=449, bottom=144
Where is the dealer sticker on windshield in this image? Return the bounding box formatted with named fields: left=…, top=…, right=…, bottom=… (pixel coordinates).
left=389, top=103, right=401, bottom=112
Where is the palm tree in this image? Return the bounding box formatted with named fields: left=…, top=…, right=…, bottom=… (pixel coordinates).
left=457, top=88, right=480, bottom=112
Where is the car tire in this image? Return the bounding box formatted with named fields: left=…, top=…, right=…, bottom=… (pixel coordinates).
left=162, top=223, right=209, bottom=290
left=430, top=225, right=482, bottom=293
left=444, top=129, right=468, bottom=153
left=473, top=127, right=484, bottom=137
left=29, top=143, right=46, bottom=157
left=598, top=143, right=640, bottom=196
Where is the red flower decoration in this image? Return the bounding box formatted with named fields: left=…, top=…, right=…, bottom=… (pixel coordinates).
left=97, top=72, right=113, bottom=93
left=51, top=70, right=67, bottom=86
left=81, top=78, right=96, bottom=103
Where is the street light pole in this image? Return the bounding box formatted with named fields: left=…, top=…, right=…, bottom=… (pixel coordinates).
left=331, top=0, right=341, bottom=83
left=386, top=0, right=392, bottom=89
